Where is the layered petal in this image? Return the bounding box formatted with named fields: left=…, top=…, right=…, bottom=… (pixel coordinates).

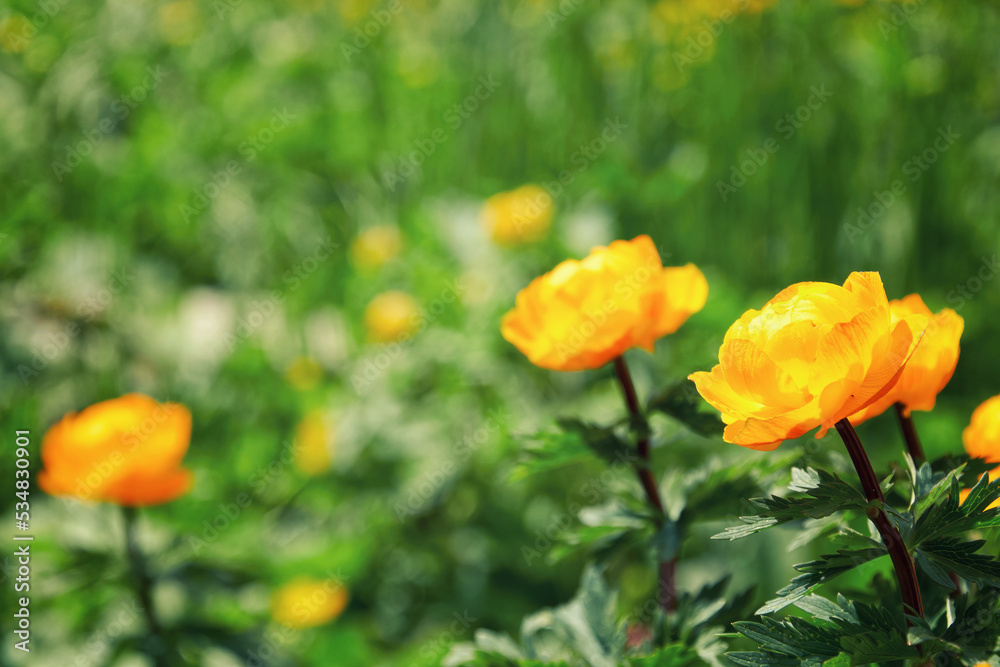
left=500, top=235, right=707, bottom=371
left=850, top=295, right=963, bottom=425
left=689, top=271, right=923, bottom=449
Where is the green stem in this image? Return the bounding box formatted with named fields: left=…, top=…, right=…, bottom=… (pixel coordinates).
left=835, top=419, right=925, bottom=625
left=123, top=507, right=170, bottom=667
left=613, top=356, right=675, bottom=613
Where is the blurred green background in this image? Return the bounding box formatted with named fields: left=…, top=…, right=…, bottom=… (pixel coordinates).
left=2, top=0, right=999, bottom=664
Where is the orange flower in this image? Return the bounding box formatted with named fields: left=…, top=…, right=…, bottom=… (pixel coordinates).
left=959, top=395, right=1000, bottom=509
left=963, top=394, right=1000, bottom=463
left=39, top=394, right=193, bottom=506
left=481, top=185, right=553, bottom=246
left=689, top=272, right=926, bottom=450
left=271, top=577, right=349, bottom=629
left=850, top=294, right=963, bottom=425
left=501, top=235, right=707, bottom=371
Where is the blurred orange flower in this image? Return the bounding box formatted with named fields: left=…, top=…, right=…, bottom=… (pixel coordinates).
left=271, top=577, right=349, bottom=629
left=501, top=235, right=707, bottom=371
left=481, top=185, right=553, bottom=246
left=959, top=394, right=1000, bottom=509
left=963, top=394, right=1000, bottom=463
left=364, top=291, right=420, bottom=343
left=39, top=394, right=193, bottom=506
left=689, top=272, right=926, bottom=450
left=850, top=294, right=963, bottom=425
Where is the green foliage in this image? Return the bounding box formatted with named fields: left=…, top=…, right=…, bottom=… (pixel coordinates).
left=711, top=468, right=868, bottom=541
left=647, top=382, right=725, bottom=438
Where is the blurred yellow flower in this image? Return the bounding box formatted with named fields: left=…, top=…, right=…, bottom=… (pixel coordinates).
left=294, top=409, right=333, bottom=475
left=364, top=291, right=420, bottom=343
left=481, top=185, right=554, bottom=247
left=286, top=356, right=324, bottom=391
left=850, top=294, right=963, bottom=425
left=690, top=272, right=926, bottom=450
left=271, top=577, right=349, bottom=629
left=0, top=15, right=32, bottom=54
left=159, top=0, right=201, bottom=45
left=39, top=394, right=193, bottom=506
left=501, top=235, right=707, bottom=371
left=350, top=226, right=402, bottom=270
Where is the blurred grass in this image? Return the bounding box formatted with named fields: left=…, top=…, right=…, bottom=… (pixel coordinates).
left=2, top=0, right=1000, bottom=664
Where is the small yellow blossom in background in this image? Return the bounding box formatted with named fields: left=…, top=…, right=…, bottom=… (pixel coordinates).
left=294, top=409, right=333, bottom=475
left=350, top=225, right=402, bottom=270
left=0, top=15, right=32, bottom=53
left=481, top=185, right=554, bottom=247
left=271, top=577, right=349, bottom=629
left=286, top=356, right=324, bottom=391
left=651, top=0, right=778, bottom=44
left=158, top=1, right=201, bottom=46
left=336, top=0, right=379, bottom=25
left=959, top=394, right=1000, bottom=509
left=501, top=235, right=707, bottom=371
left=39, top=394, right=193, bottom=506
left=364, top=291, right=420, bottom=343
left=850, top=294, right=963, bottom=425
left=690, top=272, right=927, bottom=450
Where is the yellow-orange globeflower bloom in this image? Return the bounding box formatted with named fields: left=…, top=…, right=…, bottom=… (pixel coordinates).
left=39, top=394, right=193, bottom=506
left=350, top=225, right=402, bottom=271
left=364, top=291, right=420, bottom=343
left=271, top=577, right=349, bottom=629
left=294, top=409, right=333, bottom=475
left=481, top=185, right=554, bottom=246
left=501, top=235, right=708, bottom=371
left=689, top=272, right=926, bottom=451
left=850, top=294, right=963, bottom=425
left=959, top=395, right=1000, bottom=509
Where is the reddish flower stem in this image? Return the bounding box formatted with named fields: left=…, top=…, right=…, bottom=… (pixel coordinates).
left=835, top=419, right=925, bottom=625
left=123, top=507, right=170, bottom=667
left=894, top=402, right=926, bottom=464
left=613, top=356, right=675, bottom=613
